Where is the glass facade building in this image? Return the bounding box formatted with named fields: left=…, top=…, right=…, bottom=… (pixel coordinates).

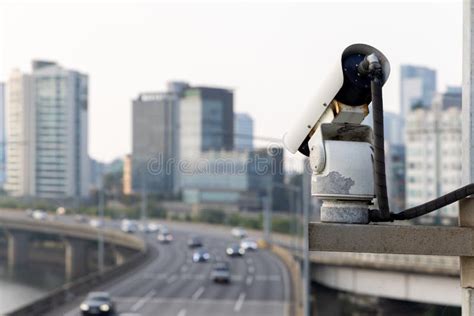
left=234, top=113, right=254, bottom=151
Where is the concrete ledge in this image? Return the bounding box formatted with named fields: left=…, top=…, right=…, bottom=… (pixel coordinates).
left=309, top=222, right=474, bottom=256
left=7, top=245, right=152, bottom=316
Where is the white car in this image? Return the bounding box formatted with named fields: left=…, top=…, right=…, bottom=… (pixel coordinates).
left=32, top=210, right=47, bottom=221
left=240, top=238, right=258, bottom=251
left=89, top=219, right=104, bottom=228
left=231, top=227, right=248, bottom=239
left=121, top=219, right=138, bottom=233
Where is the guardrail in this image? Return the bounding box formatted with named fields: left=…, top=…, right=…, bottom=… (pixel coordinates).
left=7, top=244, right=152, bottom=316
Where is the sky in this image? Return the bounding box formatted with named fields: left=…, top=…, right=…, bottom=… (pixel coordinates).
left=0, top=1, right=463, bottom=163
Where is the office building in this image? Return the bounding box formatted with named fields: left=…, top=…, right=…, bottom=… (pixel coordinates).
left=406, top=88, right=462, bottom=225
left=5, top=61, right=89, bottom=198
left=131, top=89, right=180, bottom=196
left=400, top=65, right=437, bottom=119
left=179, top=87, right=233, bottom=159
left=234, top=113, right=254, bottom=151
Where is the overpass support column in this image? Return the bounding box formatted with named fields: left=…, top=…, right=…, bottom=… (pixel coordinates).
left=112, top=245, right=126, bottom=266
left=6, top=230, right=30, bottom=268
left=64, top=238, right=88, bottom=281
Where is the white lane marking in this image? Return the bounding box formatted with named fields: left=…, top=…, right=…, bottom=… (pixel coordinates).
left=231, top=275, right=243, bottom=281
left=248, top=266, right=255, bottom=274
left=246, top=258, right=253, bottom=265
left=246, top=275, right=253, bottom=286
left=234, top=292, right=246, bottom=312
left=177, top=309, right=187, bottom=316
left=167, top=275, right=178, bottom=284
left=255, top=274, right=281, bottom=282
left=130, top=289, right=156, bottom=312
left=192, top=286, right=205, bottom=300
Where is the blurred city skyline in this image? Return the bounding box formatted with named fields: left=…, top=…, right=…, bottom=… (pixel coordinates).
left=0, top=1, right=463, bottom=162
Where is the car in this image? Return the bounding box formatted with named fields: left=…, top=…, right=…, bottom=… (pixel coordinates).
left=89, top=219, right=104, bottom=228
left=231, top=227, right=247, bottom=239
left=211, top=261, right=231, bottom=283
left=192, top=248, right=210, bottom=263
left=188, top=236, right=203, bottom=248
left=121, top=219, right=138, bottom=233
left=25, top=209, right=33, bottom=217
left=56, top=206, right=66, bottom=215
left=240, top=238, right=258, bottom=251
left=32, top=210, right=47, bottom=221
left=226, top=244, right=245, bottom=257
left=147, top=222, right=160, bottom=233
left=80, top=291, right=115, bottom=315
left=157, top=231, right=173, bottom=243
left=75, top=214, right=88, bottom=223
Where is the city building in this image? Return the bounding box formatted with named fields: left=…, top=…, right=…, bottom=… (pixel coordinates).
left=234, top=113, right=254, bottom=151
left=179, top=87, right=233, bottom=159
left=180, top=146, right=285, bottom=210
left=405, top=87, right=462, bottom=225
left=131, top=87, right=181, bottom=196
left=400, top=65, right=437, bottom=119
left=5, top=61, right=89, bottom=198
left=0, top=82, right=5, bottom=189
left=386, top=144, right=405, bottom=214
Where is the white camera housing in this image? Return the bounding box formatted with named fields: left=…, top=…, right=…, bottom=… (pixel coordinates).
left=282, top=43, right=390, bottom=156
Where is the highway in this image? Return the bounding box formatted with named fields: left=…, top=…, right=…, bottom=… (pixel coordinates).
left=47, top=222, right=291, bottom=316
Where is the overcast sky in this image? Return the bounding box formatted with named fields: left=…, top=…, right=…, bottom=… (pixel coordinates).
left=0, top=1, right=462, bottom=162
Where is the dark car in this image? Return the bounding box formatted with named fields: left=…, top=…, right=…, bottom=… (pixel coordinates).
left=226, top=244, right=245, bottom=257
left=192, top=248, right=210, bottom=262
left=80, top=292, right=115, bottom=315
left=188, top=236, right=203, bottom=248
left=157, top=231, right=174, bottom=243
left=211, top=261, right=231, bottom=283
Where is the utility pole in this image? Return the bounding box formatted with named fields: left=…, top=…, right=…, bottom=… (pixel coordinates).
left=461, top=0, right=474, bottom=313
left=97, top=174, right=105, bottom=274
left=140, top=166, right=148, bottom=238
left=264, top=184, right=273, bottom=243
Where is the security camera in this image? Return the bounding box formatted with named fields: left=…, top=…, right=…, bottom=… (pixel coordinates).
left=283, top=43, right=391, bottom=224
left=282, top=43, right=390, bottom=156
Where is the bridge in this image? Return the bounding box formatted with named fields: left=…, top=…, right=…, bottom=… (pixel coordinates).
left=0, top=211, right=145, bottom=282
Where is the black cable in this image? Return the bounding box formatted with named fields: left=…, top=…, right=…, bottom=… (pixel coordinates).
left=370, top=70, right=391, bottom=221
left=389, top=184, right=474, bottom=220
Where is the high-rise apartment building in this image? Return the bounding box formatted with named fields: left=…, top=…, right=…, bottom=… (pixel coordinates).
left=234, top=113, right=254, bottom=151
left=400, top=65, right=437, bottom=119
left=0, top=83, right=5, bottom=189
left=406, top=88, right=462, bottom=225
left=5, top=61, right=89, bottom=198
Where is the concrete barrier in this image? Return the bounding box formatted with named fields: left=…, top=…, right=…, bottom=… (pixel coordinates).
left=271, top=243, right=303, bottom=316
left=7, top=245, right=152, bottom=316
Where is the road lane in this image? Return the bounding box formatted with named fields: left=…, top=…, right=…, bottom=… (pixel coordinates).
left=47, top=221, right=291, bottom=316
